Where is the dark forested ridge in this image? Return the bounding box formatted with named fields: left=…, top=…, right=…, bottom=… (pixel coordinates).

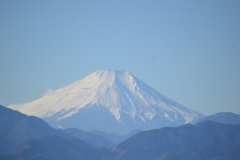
left=0, top=135, right=104, bottom=160
left=0, top=105, right=115, bottom=152
left=112, top=120, right=240, bottom=160
left=0, top=105, right=58, bottom=152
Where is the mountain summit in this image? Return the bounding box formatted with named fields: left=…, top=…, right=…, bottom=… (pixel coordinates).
left=8, top=70, right=204, bottom=134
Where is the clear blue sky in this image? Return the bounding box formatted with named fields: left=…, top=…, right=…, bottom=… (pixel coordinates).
left=1, top=0, right=240, bottom=115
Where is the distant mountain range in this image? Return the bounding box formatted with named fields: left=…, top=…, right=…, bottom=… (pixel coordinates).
left=89, top=129, right=142, bottom=145
left=60, top=128, right=115, bottom=149
left=111, top=120, right=240, bottom=160
left=8, top=70, right=204, bottom=134
left=196, top=112, right=240, bottom=125
left=1, top=105, right=240, bottom=160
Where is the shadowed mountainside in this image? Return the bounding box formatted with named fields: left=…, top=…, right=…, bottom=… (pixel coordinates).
left=111, top=121, right=240, bottom=160
left=0, top=135, right=105, bottom=160
left=0, top=105, right=58, bottom=152
left=0, top=105, right=116, bottom=152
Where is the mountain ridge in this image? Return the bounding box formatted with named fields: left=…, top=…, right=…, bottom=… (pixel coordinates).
left=196, top=112, right=240, bottom=125
left=0, top=105, right=116, bottom=151
left=111, top=120, right=240, bottom=160
left=2, top=120, right=240, bottom=160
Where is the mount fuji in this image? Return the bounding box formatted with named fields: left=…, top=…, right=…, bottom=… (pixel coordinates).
left=8, top=70, right=204, bottom=134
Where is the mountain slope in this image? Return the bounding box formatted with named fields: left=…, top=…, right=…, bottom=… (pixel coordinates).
left=0, top=105, right=117, bottom=151
left=196, top=112, right=240, bottom=124
left=8, top=70, right=204, bottom=134
left=111, top=121, right=240, bottom=160
left=0, top=105, right=58, bottom=152
left=0, top=135, right=103, bottom=160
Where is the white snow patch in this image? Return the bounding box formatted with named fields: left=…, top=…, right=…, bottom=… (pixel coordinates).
left=144, top=112, right=155, bottom=120
left=58, top=125, right=64, bottom=129
left=164, top=113, right=174, bottom=121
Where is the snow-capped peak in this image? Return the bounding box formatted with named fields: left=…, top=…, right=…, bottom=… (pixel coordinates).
left=8, top=70, right=205, bottom=134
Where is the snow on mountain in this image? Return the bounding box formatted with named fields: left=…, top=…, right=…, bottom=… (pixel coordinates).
left=8, top=70, right=205, bottom=134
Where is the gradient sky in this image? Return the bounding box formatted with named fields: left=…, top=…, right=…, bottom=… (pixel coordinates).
left=0, top=0, right=240, bottom=116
